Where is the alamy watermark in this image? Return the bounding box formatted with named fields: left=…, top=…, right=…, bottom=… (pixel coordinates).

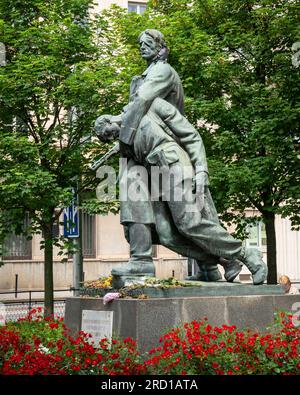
left=96, top=159, right=207, bottom=214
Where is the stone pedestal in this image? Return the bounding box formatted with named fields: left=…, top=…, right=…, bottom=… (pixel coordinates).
left=65, top=283, right=300, bottom=353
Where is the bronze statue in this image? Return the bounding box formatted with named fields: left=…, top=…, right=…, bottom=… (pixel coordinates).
left=94, top=29, right=268, bottom=287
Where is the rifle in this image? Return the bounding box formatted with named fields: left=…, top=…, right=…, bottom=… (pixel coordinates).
left=90, top=142, right=120, bottom=171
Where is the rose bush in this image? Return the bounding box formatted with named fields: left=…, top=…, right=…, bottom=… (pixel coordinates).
left=0, top=308, right=145, bottom=375
left=0, top=309, right=299, bottom=375
left=146, top=312, right=300, bottom=375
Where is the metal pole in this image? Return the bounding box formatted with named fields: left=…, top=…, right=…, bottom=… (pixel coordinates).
left=15, top=274, right=18, bottom=298
left=73, top=181, right=83, bottom=297
left=73, top=236, right=83, bottom=296
left=28, top=291, right=32, bottom=313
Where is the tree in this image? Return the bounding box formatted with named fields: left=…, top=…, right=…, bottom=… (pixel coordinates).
left=0, top=0, right=125, bottom=314
left=104, top=0, right=300, bottom=283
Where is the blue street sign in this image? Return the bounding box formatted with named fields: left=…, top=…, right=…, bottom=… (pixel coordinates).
left=64, top=190, right=79, bottom=238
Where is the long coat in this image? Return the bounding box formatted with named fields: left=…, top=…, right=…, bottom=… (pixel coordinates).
left=119, top=59, right=184, bottom=145
left=119, top=60, right=208, bottom=225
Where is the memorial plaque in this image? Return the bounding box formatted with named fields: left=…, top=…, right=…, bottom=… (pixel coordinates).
left=81, top=310, right=114, bottom=347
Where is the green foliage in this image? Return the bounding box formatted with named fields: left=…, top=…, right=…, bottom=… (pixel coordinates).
left=0, top=0, right=139, bottom=311
left=81, top=199, right=120, bottom=215
left=0, top=0, right=127, bottom=240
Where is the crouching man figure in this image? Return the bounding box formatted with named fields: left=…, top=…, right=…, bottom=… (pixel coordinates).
left=94, top=96, right=268, bottom=286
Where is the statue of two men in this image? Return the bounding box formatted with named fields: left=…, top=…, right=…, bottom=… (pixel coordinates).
left=94, top=29, right=267, bottom=286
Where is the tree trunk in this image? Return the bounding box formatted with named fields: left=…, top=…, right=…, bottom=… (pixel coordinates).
left=264, top=211, right=277, bottom=284
left=43, top=223, right=54, bottom=316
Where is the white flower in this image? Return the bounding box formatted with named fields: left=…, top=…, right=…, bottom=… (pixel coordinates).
left=38, top=344, right=50, bottom=354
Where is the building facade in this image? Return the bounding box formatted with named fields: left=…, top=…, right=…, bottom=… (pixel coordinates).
left=1, top=210, right=299, bottom=291
left=94, top=0, right=147, bottom=14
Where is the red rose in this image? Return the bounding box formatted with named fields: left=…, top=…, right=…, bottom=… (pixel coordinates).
left=65, top=349, right=73, bottom=357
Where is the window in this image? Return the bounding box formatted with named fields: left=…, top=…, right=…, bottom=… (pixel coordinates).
left=41, top=220, right=60, bottom=239
left=14, top=117, right=29, bottom=135
left=82, top=212, right=96, bottom=258
left=187, top=258, right=198, bottom=276
left=53, top=222, right=60, bottom=238
left=245, top=221, right=267, bottom=248
left=3, top=213, right=32, bottom=260
left=152, top=245, right=157, bottom=258
left=128, top=2, right=147, bottom=14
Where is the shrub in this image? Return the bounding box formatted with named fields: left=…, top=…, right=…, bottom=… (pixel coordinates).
left=0, top=309, right=144, bottom=375
left=145, top=312, right=300, bottom=375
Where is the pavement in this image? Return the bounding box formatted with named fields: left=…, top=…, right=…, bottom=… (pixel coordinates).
left=0, top=289, right=74, bottom=302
